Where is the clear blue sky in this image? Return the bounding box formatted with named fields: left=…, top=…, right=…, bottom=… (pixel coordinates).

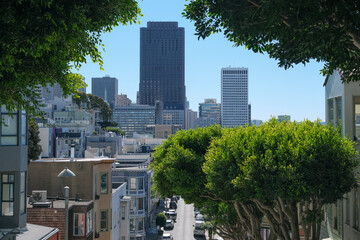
left=76, top=0, right=325, bottom=122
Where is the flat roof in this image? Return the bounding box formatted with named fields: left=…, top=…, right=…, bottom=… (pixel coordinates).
left=16, top=223, right=58, bottom=239
left=32, top=157, right=115, bottom=163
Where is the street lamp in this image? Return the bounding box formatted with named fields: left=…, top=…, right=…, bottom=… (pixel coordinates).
left=58, top=167, right=76, bottom=240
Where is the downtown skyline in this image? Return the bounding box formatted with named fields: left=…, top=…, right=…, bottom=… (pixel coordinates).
left=75, top=0, right=325, bottom=122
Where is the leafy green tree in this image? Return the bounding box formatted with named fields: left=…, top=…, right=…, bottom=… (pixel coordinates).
left=27, top=119, right=42, bottom=163
left=0, top=0, right=141, bottom=116
left=152, top=120, right=359, bottom=240
left=152, top=125, right=223, bottom=204
left=73, top=92, right=112, bottom=122
left=184, top=0, right=360, bottom=82
left=156, top=212, right=167, bottom=229
left=205, top=119, right=358, bottom=240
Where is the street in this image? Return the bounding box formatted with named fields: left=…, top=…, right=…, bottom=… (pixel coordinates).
left=164, top=198, right=206, bottom=240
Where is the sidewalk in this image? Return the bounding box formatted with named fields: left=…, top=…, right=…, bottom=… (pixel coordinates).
left=146, top=199, right=165, bottom=240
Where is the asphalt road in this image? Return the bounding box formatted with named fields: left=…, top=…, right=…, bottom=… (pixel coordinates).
left=164, top=198, right=206, bottom=240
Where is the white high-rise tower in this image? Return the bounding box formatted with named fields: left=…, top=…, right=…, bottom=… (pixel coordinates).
left=221, top=67, right=249, bottom=127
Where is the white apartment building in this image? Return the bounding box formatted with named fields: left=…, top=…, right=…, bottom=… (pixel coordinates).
left=221, top=67, right=249, bottom=127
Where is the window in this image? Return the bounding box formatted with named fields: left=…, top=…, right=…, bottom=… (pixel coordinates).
left=137, top=178, right=144, bottom=190
left=335, top=97, right=342, bottom=127
left=354, top=97, right=360, bottom=140
left=20, top=172, right=26, bottom=214
left=328, top=98, right=334, bottom=126
left=100, top=210, right=108, bottom=232
left=121, top=206, right=126, bottom=220
left=138, top=218, right=144, bottom=231
left=1, top=174, right=14, bottom=216
left=130, top=178, right=136, bottom=190
left=100, top=173, right=108, bottom=194
left=130, top=197, right=135, bottom=210
left=138, top=198, right=144, bottom=210
left=73, top=213, right=85, bottom=236
left=1, top=114, right=18, bottom=146
left=130, top=219, right=135, bottom=231
left=21, top=113, right=27, bottom=145
left=86, top=209, right=93, bottom=234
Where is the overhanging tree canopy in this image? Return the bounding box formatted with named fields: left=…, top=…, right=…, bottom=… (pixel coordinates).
left=0, top=0, right=141, bottom=116
left=184, top=0, right=360, bottom=82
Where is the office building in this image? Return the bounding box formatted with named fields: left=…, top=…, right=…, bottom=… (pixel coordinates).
left=198, top=98, right=221, bottom=127
left=92, top=76, right=118, bottom=108
left=221, top=67, right=249, bottom=127
left=139, top=22, right=186, bottom=111
left=278, top=115, right=291, bottom=122
left=163, top=110, right=185, bottom=129
left=115, top=94, right=132, bottom=107
left=185, top=108, right=198, bottom=130
left=112, top=105, right=156, bottom=136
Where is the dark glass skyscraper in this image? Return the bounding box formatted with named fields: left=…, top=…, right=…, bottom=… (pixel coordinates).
left=139, top=22, right=185, bottom=110
left=92, top=76, right=118, bottom=108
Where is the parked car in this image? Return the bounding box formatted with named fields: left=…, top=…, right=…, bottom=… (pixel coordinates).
left=194, top=220, right=205, bottom=236
left=169, top=201, right=177, bottom=209
left=165, top=219, right=174, bottom=229
left=196, top=213, right=204, bottom=221
left=164, top=210, right=177, bottom=221
left=162, top=233, right=174, bottom=240
left=171, top=196, right=178, bottom=203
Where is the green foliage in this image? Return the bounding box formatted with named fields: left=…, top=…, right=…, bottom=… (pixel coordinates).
left=0, top=0, right=141, bottom=116
left=151, top=119, right=359, bottom=240
left=156, top=212, right=167, bottom=228
left=151, top=125, right=223, bottom=204
left=103, top=127, right=125, bottom=136
left=27, top=118, right=42, bottom=163
left=184, top=0, right=360, bottom=82
left=99, top=121, right=118, bottom=129
left=73, top=92, right=112, bottom=122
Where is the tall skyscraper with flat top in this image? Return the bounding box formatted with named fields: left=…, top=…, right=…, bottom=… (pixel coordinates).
left=92, top=76, right=118, bottom=109
left=221, top=67, right=249, bottom=127
left=139, top=22, right=185, bottom=111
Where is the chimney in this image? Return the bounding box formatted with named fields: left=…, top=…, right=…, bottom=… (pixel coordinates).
left=70, top=144, right=75, bottom=161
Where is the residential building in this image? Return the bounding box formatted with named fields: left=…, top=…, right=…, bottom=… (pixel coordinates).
left=0, top=108, right=59, bottom=239
left=112, top=154, right=158, bottom=240
left=86, top=131, right=123, bottom=158
left=38, top=126, right=55, bottom=158
left=221, top=67, right=249, bottom=128
left=27, top=196, right=93, bottom=240
left=0, top=108, right=28, bottom=236
left=56, top=132, right=85, bottom=158
left=112, top=105, right=156, bottom=137
left=139, top=22, right=186, bottom=111
left=53, top=105, right=95, bottom=134
left=112, top=182, right=131, bottom=240
left=198, top=98, right=221, bottom=127
left=28, top=158, right=115, bottom=240
left=92, top=76, right=118, bottom=109
left=121, top=138, right=164, bottom=154
left=321, top=70, right=360, bottom=240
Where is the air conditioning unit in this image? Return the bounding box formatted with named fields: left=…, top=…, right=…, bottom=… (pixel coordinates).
left=32, top=190, right=47, bottom=202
